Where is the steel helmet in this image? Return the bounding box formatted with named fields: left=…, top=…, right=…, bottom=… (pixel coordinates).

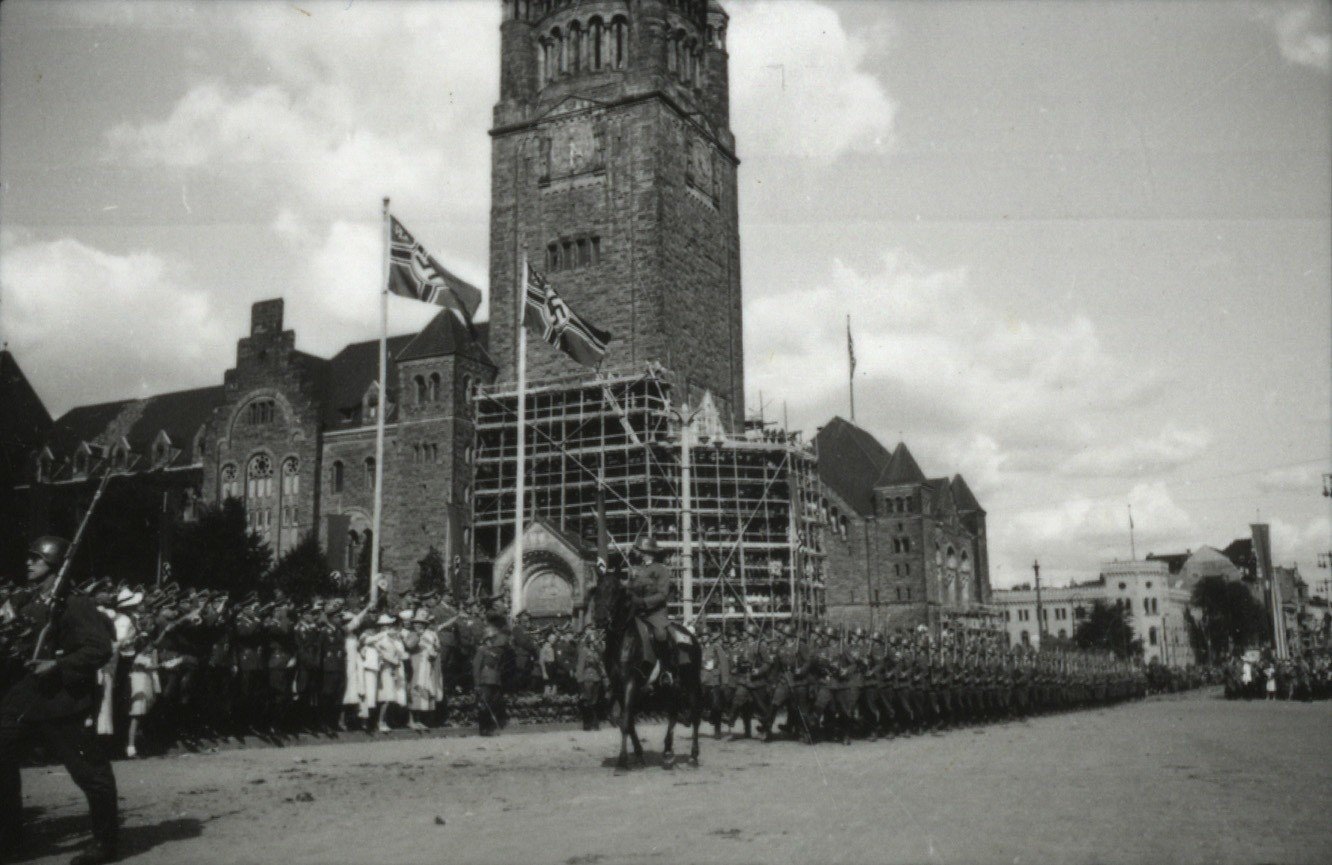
left=28, top=535, right=70, bottom=568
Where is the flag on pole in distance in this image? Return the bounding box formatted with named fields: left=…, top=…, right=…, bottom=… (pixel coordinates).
left=524, top=263, right=611, bottom=368
left=847, top=317, right=856, bottom=376
left=387, top=214, right=482, bottom=325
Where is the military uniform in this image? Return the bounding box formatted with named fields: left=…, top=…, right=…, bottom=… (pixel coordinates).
left=575, top=635, right=608, bottom=730
left=472, top=623, right=511, bottom=735
left=1, top=538, right=119, bottom=861
left=700, top=633, right=730, bottom=737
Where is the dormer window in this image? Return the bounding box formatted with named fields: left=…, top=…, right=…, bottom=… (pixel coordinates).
left=74, top=446, right=90, bottom=476
left=35, top=449, right=52, bottom=483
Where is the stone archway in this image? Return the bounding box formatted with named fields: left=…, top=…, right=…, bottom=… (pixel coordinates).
left=492, top=520, right=591, bottom=620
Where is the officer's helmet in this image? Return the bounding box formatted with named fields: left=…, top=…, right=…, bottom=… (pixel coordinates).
left=29, top=535, right=70, bottom=568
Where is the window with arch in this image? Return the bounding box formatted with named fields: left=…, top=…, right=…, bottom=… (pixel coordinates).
left=247, top=454, right=274, bottom=499
left=364, top=456, right=376, bottom=486
left=568, top=21, right=582, bottom=73
left=610, top=17, right=627, bottom=69
left=331, top=460, right=344, bottom=493
left=414, top=375, right=428, bottom=405
left=246, top=399, right=276, bottom=426
left=1148, top=627, right=1158, bottom=646
left=590, top=17, right=605, bottom=69
left=221, top=463, right=242, bottom=500
left=281, top=457, right=299, bottom=496
left=429, top=372, right=441, bottom=403
left=461, top=374, right=474, bottom=401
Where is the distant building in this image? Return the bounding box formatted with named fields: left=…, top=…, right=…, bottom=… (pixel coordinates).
left=815, top=417, right=992, bottom=634
left=991, top=559, right=1195, bottom=666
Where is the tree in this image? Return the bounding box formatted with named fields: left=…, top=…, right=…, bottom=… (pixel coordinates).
left=416, top=545, right=446, bottom=595
left=169, top=498, right=271, bottom=594
left=268, top=533, right=335, bottom=602
left=1189, top=575, right=1268, bottom=661
left=1073, top=600, right=1142, bottom=659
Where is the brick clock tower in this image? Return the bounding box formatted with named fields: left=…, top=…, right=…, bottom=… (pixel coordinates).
left=488, top=0, right=744, bottom=428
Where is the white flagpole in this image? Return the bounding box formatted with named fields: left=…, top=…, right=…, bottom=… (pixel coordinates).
left=371, top=197, right=390, bottom=608
left=513, top=254, right=528, bottom=617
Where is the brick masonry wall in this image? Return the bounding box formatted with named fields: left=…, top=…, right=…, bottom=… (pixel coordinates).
left=205, top=302, right=322, bottom=561
left=489, top=0, right=743, bottom=429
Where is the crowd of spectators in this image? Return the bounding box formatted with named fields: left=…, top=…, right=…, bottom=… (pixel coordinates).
left=1222, top=650, right=1332, bottom=701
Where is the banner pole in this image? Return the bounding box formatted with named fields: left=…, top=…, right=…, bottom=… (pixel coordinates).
left=371, top=197, right=390, bottom=608
left=513, top=255, right=528, bottom=618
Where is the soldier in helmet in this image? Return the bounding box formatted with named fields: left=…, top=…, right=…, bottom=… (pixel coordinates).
left=1, top=536, right=120, bottom=864
left=624, top=536, right=676, bottom=685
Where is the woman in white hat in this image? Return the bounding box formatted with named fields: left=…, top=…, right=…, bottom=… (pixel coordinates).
left=95, top=588, right=142, bottom=740
left=373, top=613, right=407, bottom=731
left=339, top=598, right=376, bottom=730
left=408, top=609, right=440, bottom=729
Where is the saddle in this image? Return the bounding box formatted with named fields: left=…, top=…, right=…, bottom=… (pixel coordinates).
left=624, top=619, right=695, bottom=669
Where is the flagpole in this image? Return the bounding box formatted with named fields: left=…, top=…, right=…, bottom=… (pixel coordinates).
left=847, top=314, right=856, bottom=423
left=371, top=196, right=390, bottom=608
left=513, top=254, right=528, bottom=618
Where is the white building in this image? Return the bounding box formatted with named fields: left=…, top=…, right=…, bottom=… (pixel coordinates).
left=992, top=560, right=1196, bottom=666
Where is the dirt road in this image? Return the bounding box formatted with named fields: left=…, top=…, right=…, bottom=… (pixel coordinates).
left=16, top=691, right=1332, bottom=864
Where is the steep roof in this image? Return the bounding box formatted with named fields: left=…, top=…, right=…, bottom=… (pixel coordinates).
left=396, top=310, right=494, bottom=366
left=881, top=442, right=927, bottom=486
left=0, top=350, right=53, bottom=474
left=47, top=384, right=226, bottom=469
left=814, top=417, right=893, bottom=516
left=950, top=474, right=983, bottom=513
left=321, top=333, right=417, bottom=428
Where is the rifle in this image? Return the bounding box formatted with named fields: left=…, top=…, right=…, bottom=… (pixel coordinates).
left=31, top=466, right=118, bottom=662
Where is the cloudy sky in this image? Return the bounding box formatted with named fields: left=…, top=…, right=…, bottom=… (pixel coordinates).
left=1, top=0, right=1328, bottom=588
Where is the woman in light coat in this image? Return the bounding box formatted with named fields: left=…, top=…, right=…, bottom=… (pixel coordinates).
left=408, top=610, right=441, bottom=728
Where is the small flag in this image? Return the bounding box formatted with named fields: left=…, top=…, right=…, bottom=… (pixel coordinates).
left=524, top=263, right=611, bottom=368
left=847, top=317, right=856, bottom=376
left=388, top=215, right=482, bottom=325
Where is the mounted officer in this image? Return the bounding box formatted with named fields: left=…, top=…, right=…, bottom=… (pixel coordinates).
left=1, top=535, right=119, bottom=865
left=624, top=536, right=675, bottom=685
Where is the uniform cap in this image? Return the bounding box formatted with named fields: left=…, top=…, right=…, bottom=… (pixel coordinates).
left=115, top=587, right=144, bottom=609
left=633, top=536, right=661, bottom=554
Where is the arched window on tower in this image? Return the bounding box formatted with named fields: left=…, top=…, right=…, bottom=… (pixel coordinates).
left=555, top=27, right=568, bottom=75
left=590, top=17, right=604, bottom=70
left=365, top=456, right=376, bottom=486
left=331, top=460, right=344, bottom=494
left=569, top=21, right=582, bottom=74
left=429, top=372, right=441, bottom=403
left=611, top=17, right=628, bottom=69
left=414, top=375, right=427, bottom=405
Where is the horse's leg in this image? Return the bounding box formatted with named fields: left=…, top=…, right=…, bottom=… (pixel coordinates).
left=662, top=693, right=677, bottom=770
left=628, top=691, right=646, bottom=767
left=617, top=677, right=633, bottom=771
left=689, top=677, right=702, bottom=765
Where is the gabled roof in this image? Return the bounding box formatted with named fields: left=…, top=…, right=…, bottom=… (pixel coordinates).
left=881, top=442, right=926, bottom=486
left=814, top=416, right=893, bottom=516
left=396, top=310, right=494, bottom=366
left=47, top=384, right=226, bottom=469
left=0, top=350, right=53, bottom=468
left=950, top=474, right=983, bottom=513
left=321, top=333, right=417, bottom=428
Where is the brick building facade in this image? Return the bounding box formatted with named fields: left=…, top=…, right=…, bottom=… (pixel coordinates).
left=8, top=1, right=992, bottom=628
left=487, top=0, right=745, bottom=429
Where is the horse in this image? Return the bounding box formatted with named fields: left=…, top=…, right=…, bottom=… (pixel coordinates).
left=592, top=564, right=702, bottom=770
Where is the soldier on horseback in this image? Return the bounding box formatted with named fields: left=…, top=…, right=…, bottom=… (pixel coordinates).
left=625, top=536, right=676, bottom=686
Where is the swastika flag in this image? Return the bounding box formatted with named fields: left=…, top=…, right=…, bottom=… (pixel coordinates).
left=523, top=263, right=611, bottom=368
left=387, top=215, right=482, bottom=325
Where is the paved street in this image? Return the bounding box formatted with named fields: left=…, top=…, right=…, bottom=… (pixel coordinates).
left=16, top=690, right=1332, bottom=865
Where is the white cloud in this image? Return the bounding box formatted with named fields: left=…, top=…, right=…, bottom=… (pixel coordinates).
left=0, top=229, right=232, bottom=414
left=746, top=250, right=1163, bottom=467
left=1251, top=1, right=1331, bottom=72
left=727, top=0, right=896, bottom=162
left=1256, top=463, right=1327, bottom=494
left=1060, top=424, right=1211, bottom=478
left=1268, top=515, right=1331, bottom=566
left=1274, top=3, right=1330, bottom=71
left=99, top=1, right=498, bottom=351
